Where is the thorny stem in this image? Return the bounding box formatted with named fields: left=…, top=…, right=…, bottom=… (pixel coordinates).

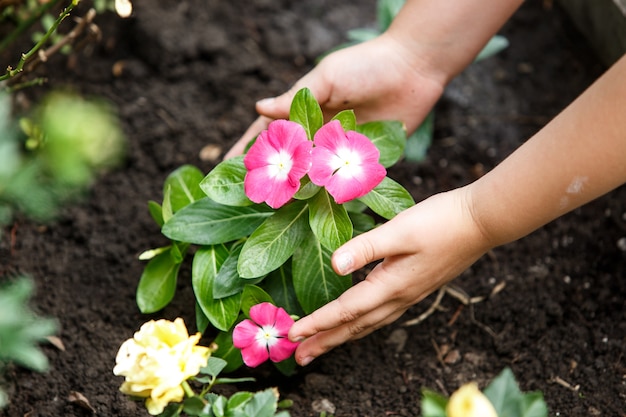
left=0, top=0, right=77, bottom=82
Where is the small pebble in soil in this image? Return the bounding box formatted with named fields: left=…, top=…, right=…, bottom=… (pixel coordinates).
left=616, top=237, right=626, bottom=251
left=311, top=398, right=336, bottom=415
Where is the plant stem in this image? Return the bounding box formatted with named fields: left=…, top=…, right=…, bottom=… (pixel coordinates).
left=0, top=0, right=62, bottom=53
left=181, top=380, right=196, bottom=398
left=0, top=0, right=76, bottom=82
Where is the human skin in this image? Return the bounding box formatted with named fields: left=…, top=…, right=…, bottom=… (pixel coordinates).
left=225, top=0, right=626, bottom=366
left=290, top=54, right=626, bottom=366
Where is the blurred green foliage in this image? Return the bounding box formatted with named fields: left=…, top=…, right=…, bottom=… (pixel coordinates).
left=0, top=276, right=58, bottom=409
left=0, top=91, right=126, bottom=235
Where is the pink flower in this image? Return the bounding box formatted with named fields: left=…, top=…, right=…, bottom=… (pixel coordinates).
left=232, top=302, right=299, bottom=368
left=308, top=120, right=386, bottom=204
left=244, top=120, right=312, bottom=209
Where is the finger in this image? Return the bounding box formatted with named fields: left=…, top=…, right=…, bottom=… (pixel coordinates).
left=289, top=272, right=395, bottom=342
left=332, top=211, right=414, bottom=275
left=293, top=306, right=406, bottom=366
left=224, top=115, right=272, bottom=159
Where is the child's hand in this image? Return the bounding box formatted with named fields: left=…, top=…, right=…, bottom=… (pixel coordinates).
left=288, top=187, right=492, bottom=366
left=224, top=34, right=444, bottom=159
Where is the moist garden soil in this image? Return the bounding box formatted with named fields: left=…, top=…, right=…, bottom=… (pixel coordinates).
left=1, top=0, right=625, bottom=416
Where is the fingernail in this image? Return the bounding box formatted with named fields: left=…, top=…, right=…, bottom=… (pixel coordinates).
left=300, top=356, right=314, bottom=366
left=335, top=252, right=353, bottom=275
left=256, top=97, right=275, bottom=107
left=291, top=335, right=305, bottom=343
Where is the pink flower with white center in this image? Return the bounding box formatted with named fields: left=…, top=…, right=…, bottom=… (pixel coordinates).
left=232, top=302, right=299, bottom=368
left=308, top=120, right=386, bottom=204
left=243, top=120, right=312, bottom=209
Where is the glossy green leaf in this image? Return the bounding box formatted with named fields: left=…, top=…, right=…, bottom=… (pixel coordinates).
left=195, top=302, right=209, bottom=334
left=163, top=164, right=206, bottom=213
left=212, top=329, right=244, bottom=373
left=348, top=211, right=376, bottom=236
left=261, top=263, right=304, bottom=317
left=308, top=188, right=352, bottom=251
left=212, top=244, right=265, bottom=299
left=292, top=233, right=352, bottom=314
left=147, top=200, right=164, bottom=227
left=136, top=249, right=180, bottom=313
left=242, top=388, right=280, bottom=417
left=200, top=156, right=253, bottom=207
left=289, top=88, right=323, bottom=140
left=357, top=120, right=406, bottom=168
left=162, top=197, right=272, bottom=245
left=331, top=109, right=357, bottom=132
left=162, top=184, right=174, bottom=224
left=293, top=176, right=320, bottom=200
left=405, top=111, right=434, bottom=163
left=358, top=176, right=414, bottom=220
left=240, top=285, right=274, bottom=318
left=238, top=200, right=310, bottom=278
left=192, top=245, right=241, bottom=331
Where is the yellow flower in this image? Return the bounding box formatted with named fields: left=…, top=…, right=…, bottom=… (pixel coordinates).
left=446, top=383, right=498, bottom=417
left=113, top=318, right=211, bottom=415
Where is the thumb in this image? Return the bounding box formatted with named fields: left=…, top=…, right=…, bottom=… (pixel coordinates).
left=255, top=90, right=296, bottom=120
left=332, top=219, right=409, bottom=276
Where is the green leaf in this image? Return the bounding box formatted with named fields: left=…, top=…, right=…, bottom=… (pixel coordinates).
left=148, top=200, right=164, bottom=227
left=261, top=263, right=304, bottom=317
left=289, top=88, right=323, bottom=140
left=420, top=389, right=448, bottom=417
left=159, top=403, right=183, bottom=417
left=242, top=389, right=280, bottom=417
left=200, top=356, right=228, bottom=378
left=183, top=396, right=207, bottom=415
left=240, top=285, right=274, bottom=317
left=238, top=200, right=310, bottom=278
left=192, top=246, right=241, bottom=331
left=331, top=109, right=357, bottom=132
left=475, top=35, right=509, bottom=62
left=195, top=302, right=210, bottom=334
left=212, top=244, right=265, bottom=299
left=348, top=211, right=376, bottom=236
left=357, top=120, right=406, bottom=168
left=358, top=176, right=414, bottom=220
left=162, top=197, right=272, bottom=245
left=227, top=391, right=254, bottom=410
left=346, top=28, right=379, bottom=43
left=308, top=188, right=352, bottom=251
left=200, top=156, right=253, bottom=207
left=293, top=176, right=320, bottom=200
left=405, top=111, right=434, bottom=163
left=377, top=0, right=405, bottom=31
left=212, top=330, right=244, bottom=373
left=136, top=249, right=181, bottom=313
left=292, top=233, right=352, bottom=314
left=162, top=184, right=174, bottom=224
left=484, top=367, right=548, bottom=417
left=163, top=164, right=206, bottom=212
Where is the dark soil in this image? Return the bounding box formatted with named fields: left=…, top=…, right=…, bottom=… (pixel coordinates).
left=1, top=0, right=625, bottom=416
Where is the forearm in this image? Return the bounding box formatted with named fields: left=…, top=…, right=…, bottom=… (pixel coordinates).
left=469, top=55, right=626, bottom=247
left=386, top=0, right=524, bottom=85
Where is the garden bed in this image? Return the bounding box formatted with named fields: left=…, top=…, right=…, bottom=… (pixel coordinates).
left=1, top=0, right=625, bottom=416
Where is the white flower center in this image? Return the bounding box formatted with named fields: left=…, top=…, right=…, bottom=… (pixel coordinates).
left=256, top=325, right=280, bottom=348
left=331, top=147, right=362, bottom=178
left=267, top=150, right=293, bottom=181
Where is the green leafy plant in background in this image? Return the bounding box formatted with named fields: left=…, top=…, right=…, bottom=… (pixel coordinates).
left=0, top=277, right=57, bottom=409
left=422, top=367, right=548, bottom=417
left=136, top=88, right=413, bottom=372
left=0, top=91, right=126, bottom=237
left=324, top=0, right=509, bottom=162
